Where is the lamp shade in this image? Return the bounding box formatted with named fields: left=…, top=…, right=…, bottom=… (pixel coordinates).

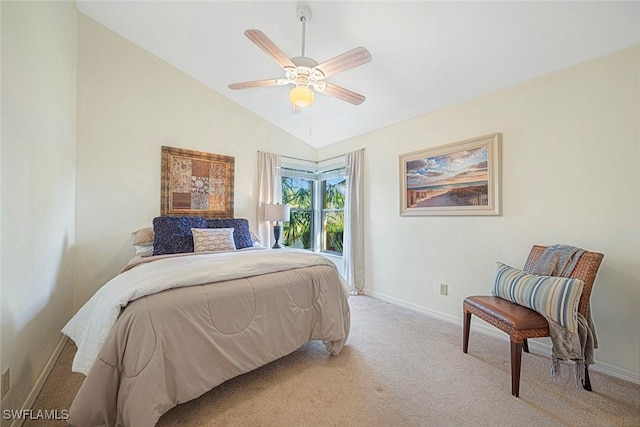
left=264, top=204, right=291, bottom=222
left=289, top=86, right=315, bottom=108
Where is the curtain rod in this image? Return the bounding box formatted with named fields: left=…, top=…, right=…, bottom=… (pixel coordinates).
left=259, top=148, right=365, bottom=164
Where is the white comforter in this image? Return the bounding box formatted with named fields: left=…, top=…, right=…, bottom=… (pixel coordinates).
left=62, top=249, right=345, bottom=375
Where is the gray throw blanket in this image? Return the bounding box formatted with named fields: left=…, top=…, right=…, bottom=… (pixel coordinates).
left=531, top=244, right=584, bottom=277
left=532, top=244, right=598, bottom=386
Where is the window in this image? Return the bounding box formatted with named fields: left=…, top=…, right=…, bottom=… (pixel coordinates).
left=281, top=165, right=346, bottom=256
left=321, top=177, right=345, bottom=255
left=282, top=176, right=314, bottom=250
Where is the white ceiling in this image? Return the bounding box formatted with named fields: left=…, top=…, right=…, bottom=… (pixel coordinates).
left=76, top=1, right=640, bottom=149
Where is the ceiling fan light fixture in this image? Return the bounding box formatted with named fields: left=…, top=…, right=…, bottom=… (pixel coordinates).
left=289, top=85, right=315, bottom=108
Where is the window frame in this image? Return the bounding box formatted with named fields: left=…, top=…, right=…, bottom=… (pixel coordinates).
left=281, top=175, right=315, bottom=251
left=281, top=162, right=346, bottom=257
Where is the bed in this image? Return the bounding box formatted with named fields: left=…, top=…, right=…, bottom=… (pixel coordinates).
left=62, top=218, right=350, bottom=427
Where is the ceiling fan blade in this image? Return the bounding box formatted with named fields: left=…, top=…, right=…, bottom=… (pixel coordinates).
left=228, top=79, right=289, bottom=90
left=313, top=47, right=372, bottom=79
left=320, top=83, right=366, bottom=105
left=244, top=29, right=296, bottom=69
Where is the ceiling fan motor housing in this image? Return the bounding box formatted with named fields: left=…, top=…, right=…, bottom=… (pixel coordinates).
left=287, top=56, right=325, bottom=90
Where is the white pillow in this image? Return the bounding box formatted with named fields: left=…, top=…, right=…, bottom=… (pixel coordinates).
left=134, top=245, right=154, bottom=257
left=191, top=228, right=236, bottom=253
left=250, top=230, right=263, bottom=247
left=131, top=227, right=154, bottom=246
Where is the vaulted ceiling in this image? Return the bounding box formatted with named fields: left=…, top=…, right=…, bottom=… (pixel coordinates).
left=76, top=1, right=640, bottom=148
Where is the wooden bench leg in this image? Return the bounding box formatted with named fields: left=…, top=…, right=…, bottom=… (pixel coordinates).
left=523, top=338, right=529, bottom=353
left=583, top=365, right=592, bottom=392
left=510, top=340, right=523, bottom=397
left=463, top=311, right=471, bottom=353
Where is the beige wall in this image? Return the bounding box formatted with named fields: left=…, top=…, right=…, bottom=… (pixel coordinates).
left=0, top=1, right=77, bottom=421
left=319, top=46, right=640, bottom=380
left=74, top=14, right=316, bottom=308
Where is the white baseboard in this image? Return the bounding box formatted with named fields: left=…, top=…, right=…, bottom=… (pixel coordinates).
left=10, top=335, right=68, bottom=427
left=589, top=360, right=640, bottom=384
left=365, top=290, right=462, bottom=326
left=363, top=291, right=640, bottom=385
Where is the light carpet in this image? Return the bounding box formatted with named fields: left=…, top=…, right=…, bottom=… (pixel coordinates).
left=24, top=296, right=639, bottom=426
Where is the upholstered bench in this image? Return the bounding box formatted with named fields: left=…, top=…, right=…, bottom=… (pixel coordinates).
left=462, top=245, right=604, bottom=397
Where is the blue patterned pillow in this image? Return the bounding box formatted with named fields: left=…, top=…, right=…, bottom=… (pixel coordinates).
left=206, top=218, right=253, bottom=249
left=492, top=262, right=584, bottom=332
left=152, top=216, right=206, bottom=255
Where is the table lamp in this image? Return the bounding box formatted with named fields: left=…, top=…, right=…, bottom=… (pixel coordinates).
left=264, top=203, right=291, bottom=249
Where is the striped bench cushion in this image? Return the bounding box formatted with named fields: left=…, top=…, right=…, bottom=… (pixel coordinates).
left=491, top=262, right=584, bottom=332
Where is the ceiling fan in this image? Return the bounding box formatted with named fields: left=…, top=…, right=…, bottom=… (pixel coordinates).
left=228, top=6, right=372, bottom=108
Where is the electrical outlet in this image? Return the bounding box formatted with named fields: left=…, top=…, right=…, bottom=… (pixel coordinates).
left=1, top=367, right=9, bottom=399
left=439, top=283, right=448, bottom=296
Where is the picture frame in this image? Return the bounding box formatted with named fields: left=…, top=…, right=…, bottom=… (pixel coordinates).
left=161, top=146, right=235, bottom=218
left=399, top=133, right=501, bottom=216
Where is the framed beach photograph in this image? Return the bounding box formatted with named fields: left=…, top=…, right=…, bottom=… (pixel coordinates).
left=161, top=146, right=235, bottom=218
left=399, top=133, right=501, bottom=216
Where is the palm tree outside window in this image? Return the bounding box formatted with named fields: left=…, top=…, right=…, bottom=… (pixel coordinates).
left=282, top=176, right=314, bottom=250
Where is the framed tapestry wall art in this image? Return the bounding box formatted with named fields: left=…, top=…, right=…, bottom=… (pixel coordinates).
left=399, top=133, right=501, bottom=216
left=161, top=146, right=235, bottom=218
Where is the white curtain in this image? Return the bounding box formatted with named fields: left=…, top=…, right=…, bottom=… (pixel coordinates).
left=257, top=152, right=282, bottom=248
left=344, top=149, right=365, bottom=295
